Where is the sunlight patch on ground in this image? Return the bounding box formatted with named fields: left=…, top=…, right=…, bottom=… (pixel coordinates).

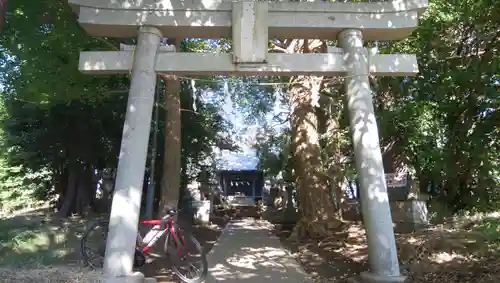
left=429, top=252, right=469, bottom=264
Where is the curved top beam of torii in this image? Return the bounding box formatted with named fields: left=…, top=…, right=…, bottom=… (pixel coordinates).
left=69, top=0, right=427, bottom=41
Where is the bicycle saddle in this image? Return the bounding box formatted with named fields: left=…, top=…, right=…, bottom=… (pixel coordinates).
left=160, top=208, right=178, bottom=229
left=165, top=208, right=178, bottom=216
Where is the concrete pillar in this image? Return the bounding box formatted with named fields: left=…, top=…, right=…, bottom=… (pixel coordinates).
left=104, top=26, right=162, bottom=280
left=338, top=29, right=405, bottom=283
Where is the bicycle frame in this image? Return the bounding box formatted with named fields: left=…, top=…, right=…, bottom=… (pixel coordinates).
left=137, top=217, right=183, bottom=254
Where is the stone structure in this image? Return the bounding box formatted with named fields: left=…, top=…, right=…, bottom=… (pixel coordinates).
left=68, top=0, right=428, bottom=282
left=343, top=174, right=430, bottom=232
left=390, top=176, right=430, bottom=230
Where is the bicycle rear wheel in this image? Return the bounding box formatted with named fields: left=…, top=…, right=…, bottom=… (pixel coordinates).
left=81, top=220, right=109, bottom=269
left=164, top=229, right=208, bottom=283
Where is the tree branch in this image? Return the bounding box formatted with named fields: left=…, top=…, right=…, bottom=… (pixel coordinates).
left=156, top=103, right=199, bottom=115
left=93, top=37, right=120, bottom=51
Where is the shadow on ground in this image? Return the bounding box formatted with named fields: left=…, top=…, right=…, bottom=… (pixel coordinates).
left=271, top=213, right=500, bottom=283
left=275, top=224, right=367, bottom=282
left=0, top=209, right=227, bottom=283
left=3, top=206, right=498, bottom=283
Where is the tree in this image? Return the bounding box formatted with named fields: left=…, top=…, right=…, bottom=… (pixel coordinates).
left=256, top=0, right=499, bottom=227
left=0, top=0, right=131, bottom=215
left=372, top=0, right=500, bottom=213
left=0, top=0, right=7, bottom=33
left=260, top=39, right=343, bottom=238
left=0, top=1, right=234, bottom=216
left=158, top=74, right=182, bottom=214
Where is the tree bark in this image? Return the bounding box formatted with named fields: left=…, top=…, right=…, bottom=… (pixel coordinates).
left=53, top=166, right=69, bottom=211
left=57, top=165, right=78, bottom=217
left=57, top=164, right=96, bottom=217
left=284, top=40, right=343, bottom=239
left=74, top=167, right=94, bottom=216
left=290, top=77, right=341, bottom=238
left=0, top=0, right=8, bottom=33
left=158, top=39, right=182, bottom=215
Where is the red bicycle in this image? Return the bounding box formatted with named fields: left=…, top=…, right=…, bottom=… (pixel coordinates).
left=81, top=209, right=207, bottom=283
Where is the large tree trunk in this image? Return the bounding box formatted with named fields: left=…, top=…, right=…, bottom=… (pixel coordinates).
left=57, top=165, right=79, bottom=217
left=285, top=40, right=342, bottom=239
left=74, top=167, right=94, bottom=216
left=158, top=41, right=182, bottom=215
left=290, top=77, right=342, bottom=239
left=0, top=0, right=8, bottom=33
left=53, top=166, right=69, bottom=211
left=57, top=164, right=94, bottom=217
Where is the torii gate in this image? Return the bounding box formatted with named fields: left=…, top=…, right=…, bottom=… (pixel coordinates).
left=69, top=0, right=427, bottom=282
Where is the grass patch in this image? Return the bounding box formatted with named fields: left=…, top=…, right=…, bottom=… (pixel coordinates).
left=0, top=164, right=51, bottom=216
left=0, top=215, right=86, bottom=267
left=471, top=217, right=500, bottom=252
left=0, top=189, right=46, bottom=216
left=474, top=217, right=500, bottom=238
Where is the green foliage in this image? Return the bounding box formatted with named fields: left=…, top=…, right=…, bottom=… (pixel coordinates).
left=254, top=0, right=499, bottom=214
left=254, top=126, right=291, bottom=179
left=0, top=165, right=50, bottom=214
left=374, top=0, right=500, bottom=212
left=475, top=217, right=500, bottom=245
left=154, top=78, right=233, bottom=185
left=1, top=0, right=126, bottom=105
left=0, top=0, right=497, bottom=216
left=0, top=0, right=233, bottom=214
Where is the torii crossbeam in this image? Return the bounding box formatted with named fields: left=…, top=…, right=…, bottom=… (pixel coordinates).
left=79, top=48, right=418, bottom=76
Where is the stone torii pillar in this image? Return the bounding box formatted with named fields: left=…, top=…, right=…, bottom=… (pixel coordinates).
left=339, top=29, right=404, bottom=283
left=103, top=26, right=161, bottom=282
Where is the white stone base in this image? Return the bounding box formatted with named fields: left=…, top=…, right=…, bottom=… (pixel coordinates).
left=346, top=272, right=406, bottom=283
left=105, top=272, right=156, bottom=283
left=361, top=272, right=406, bottom=283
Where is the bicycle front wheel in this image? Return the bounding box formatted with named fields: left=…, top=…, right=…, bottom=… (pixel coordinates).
left=164, top=229, right=208, bottom=283
left=81, top=220, right=109, bottom=269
